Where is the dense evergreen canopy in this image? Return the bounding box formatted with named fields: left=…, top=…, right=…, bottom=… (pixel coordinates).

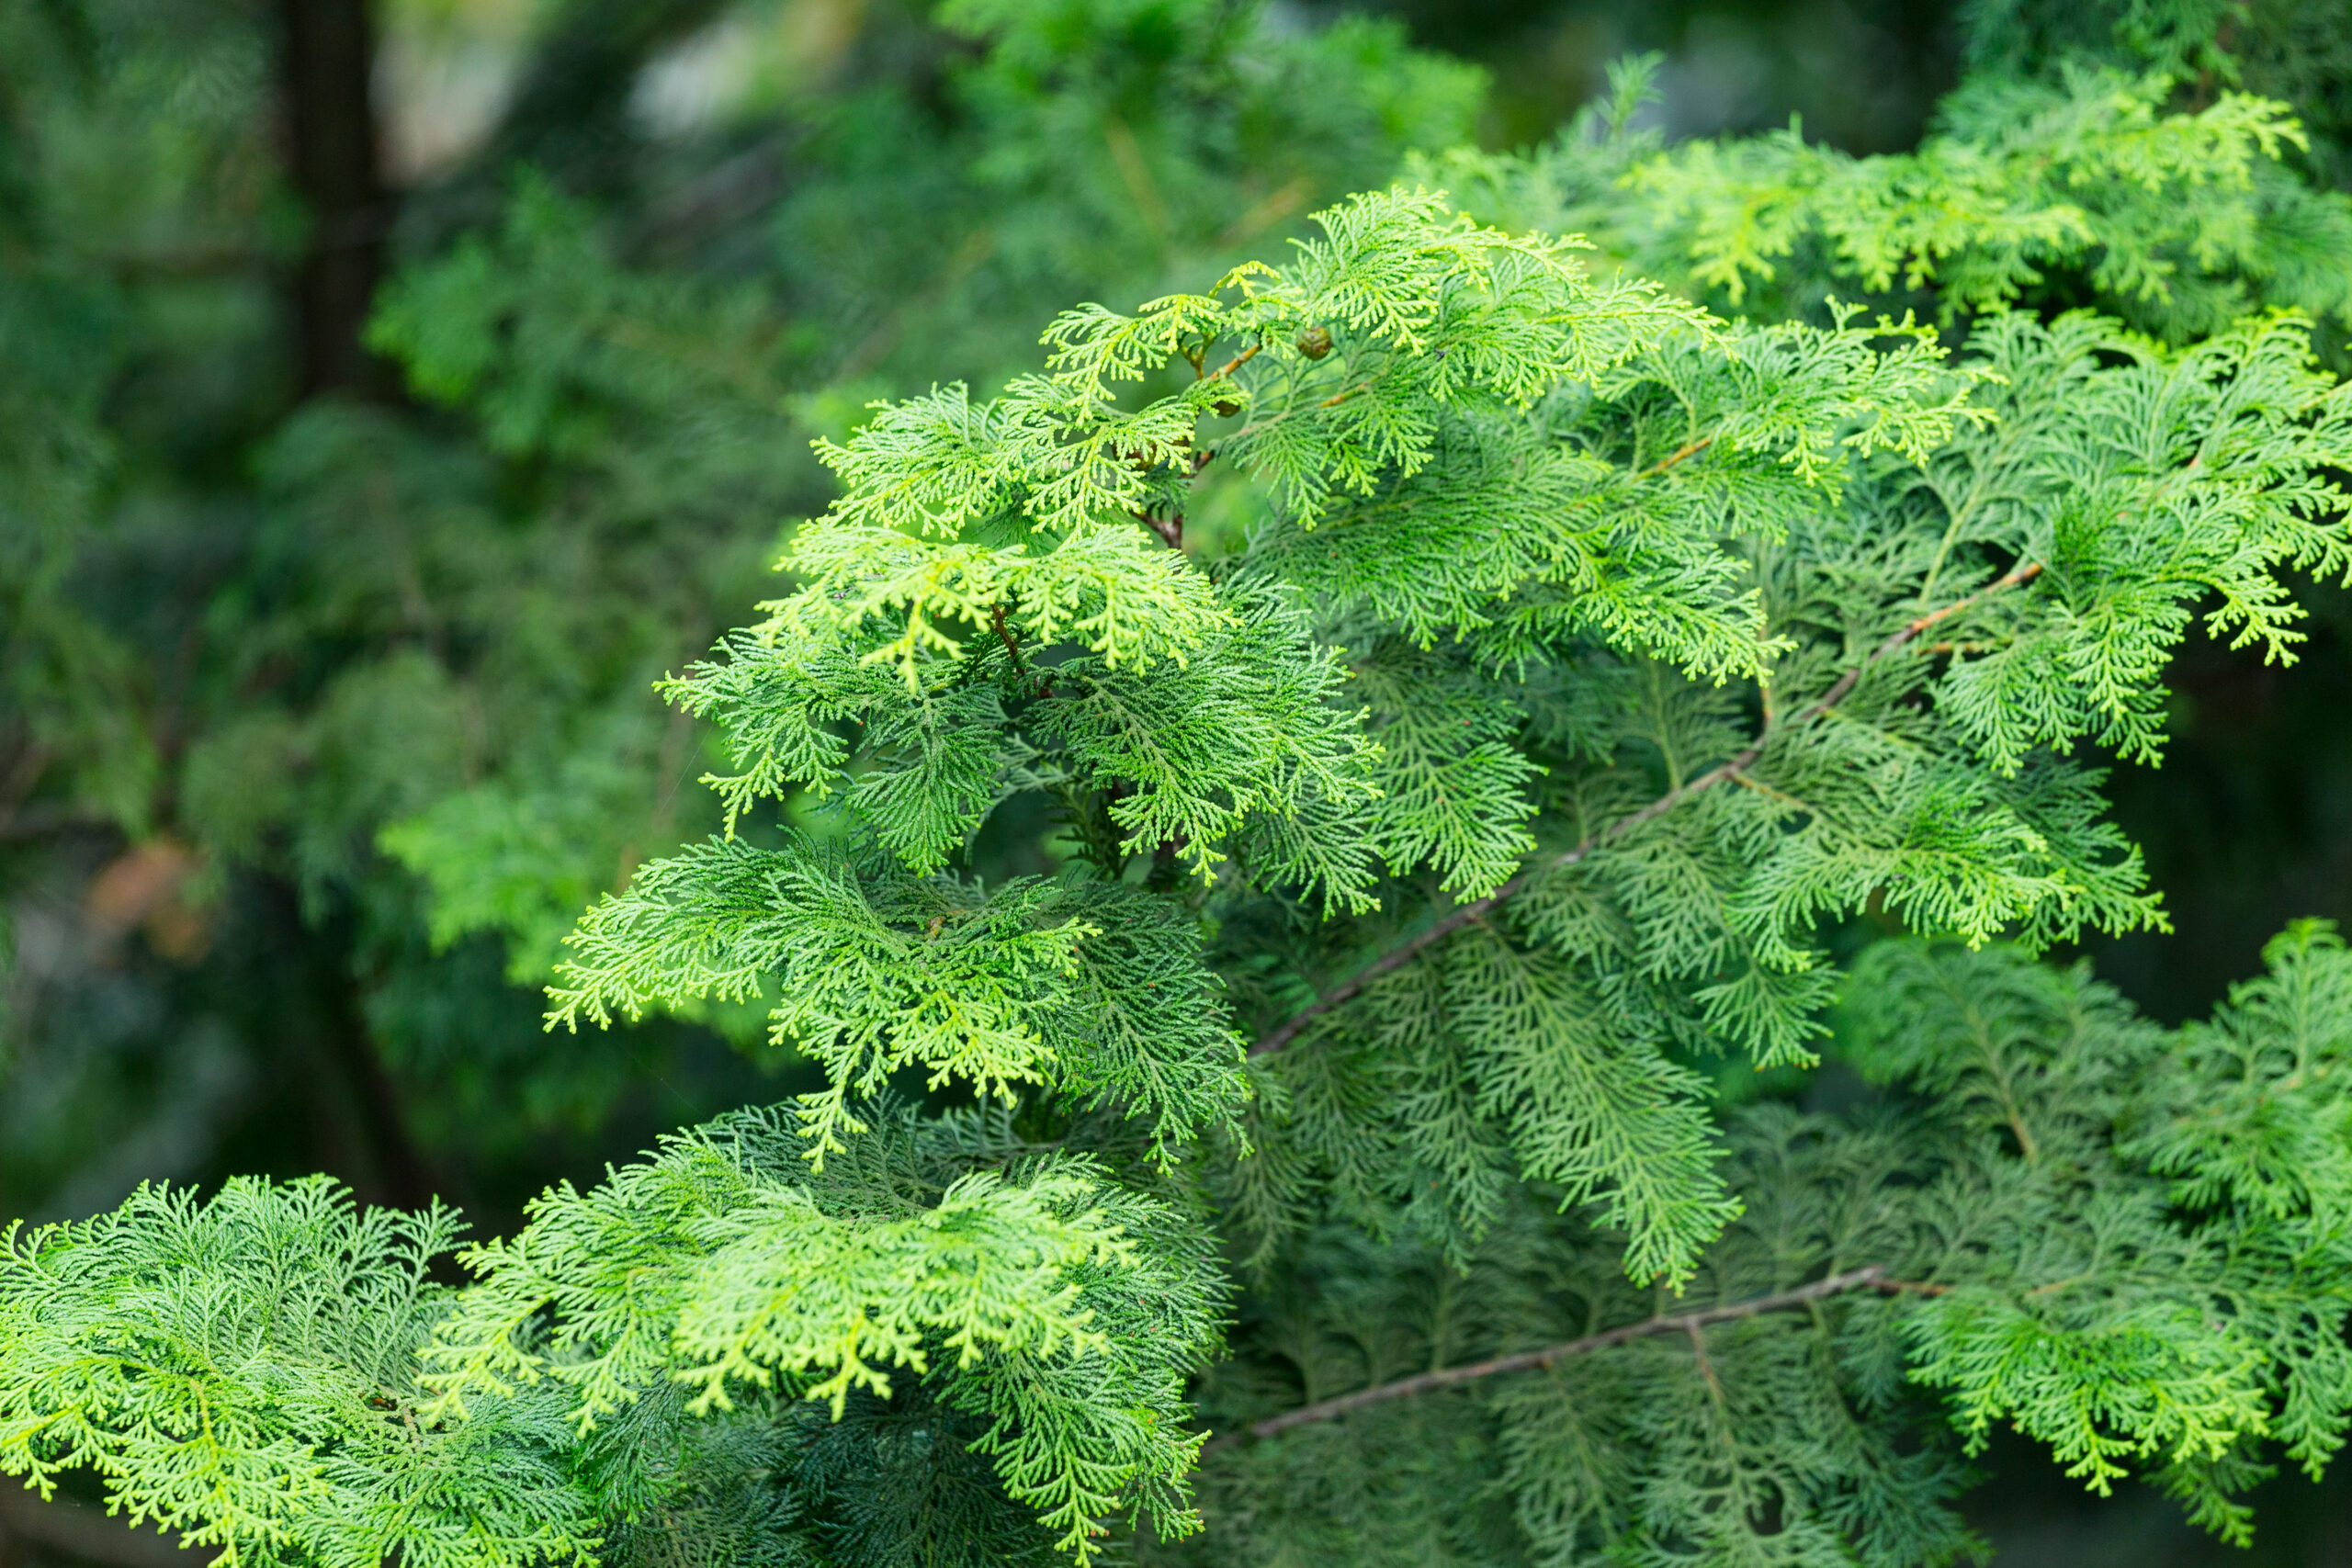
left=6, top=1, right=2352, bottom=1565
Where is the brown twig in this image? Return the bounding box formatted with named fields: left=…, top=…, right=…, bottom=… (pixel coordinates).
left=1687, top=1318, right=1725, bottom=1403
left=1136, top=446, right=1218, bottom=549
left=1644, top=434, right=1716, bottom=476
left=1196, top=342, right=1260, bottom=419
left=1205, top=1266, right=1944, bottom=1449
left=1249, top=559, right=2044, bottom=1057
left=1209, top=343, right=1261, bottom=382
left=990, top=604, right=1054, bottom=696
left=990, top=604, right=1028, bottom=673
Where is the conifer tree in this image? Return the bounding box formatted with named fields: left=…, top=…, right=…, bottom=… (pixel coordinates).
left=0, top=0, right=1481, bottom=1200
left=9, top=157, right=2352, bottom=1563
left=13, top=2, right=2352, bottom=1565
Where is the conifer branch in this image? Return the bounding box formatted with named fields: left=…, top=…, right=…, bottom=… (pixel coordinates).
left=991, top=604, right=1029, bottom=675
left=991, top=603, right=1057, bottom=697
left=1209, top=1266, right=1939, bottom=1446
left=1208, top=344, right=1261, bottom=381
left=1139, top=446, right=1216, bottom=547
left=1193, top=336, right=1259, bottom=419
left=1643, top=434, right=1716, bottom=476
left=1249, top=559, right=2045, bottom=1055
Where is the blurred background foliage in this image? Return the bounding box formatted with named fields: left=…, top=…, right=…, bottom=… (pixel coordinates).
left=1, top=0, right=2349, bottom=1562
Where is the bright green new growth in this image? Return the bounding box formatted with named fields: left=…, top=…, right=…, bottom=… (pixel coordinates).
left=421, top=1104, right=1218, bottom=1559
left=1430, top=57, right=2352, bottom=346
left=7, top=129, right=2352, bottom=1567
left=2, top=1100, right=1221, bottom=1568
left=0, top=1181, right=595, bottom=1568
left=549, top=842, right=1251, bottom=1167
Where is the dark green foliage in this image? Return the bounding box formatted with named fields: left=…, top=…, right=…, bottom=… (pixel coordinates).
left=1179, top=930, right=2352, bottom=1564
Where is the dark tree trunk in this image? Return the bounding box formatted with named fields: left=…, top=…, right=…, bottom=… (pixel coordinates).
left=238, top=879, right=440, bottom=1213
left=322, top=971, right=440, bottom=1211
left=477, top=0, right=729, bottom=198
left=279, top=0, right=392, bottom=398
